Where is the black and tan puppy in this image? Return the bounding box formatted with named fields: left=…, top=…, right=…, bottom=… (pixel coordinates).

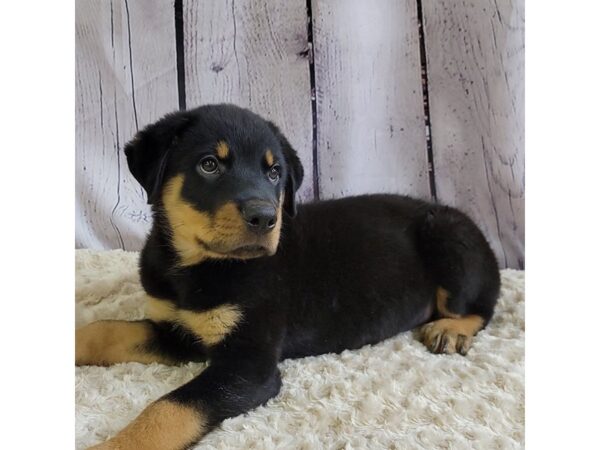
left=76, top=104, right=500, bottom=449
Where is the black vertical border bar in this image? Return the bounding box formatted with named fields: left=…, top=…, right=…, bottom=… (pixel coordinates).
left=306, top=0, right=320, bottom=200
left=416, top=0, right=437, bottom=201
left=174, top=0, right=186, bottom=110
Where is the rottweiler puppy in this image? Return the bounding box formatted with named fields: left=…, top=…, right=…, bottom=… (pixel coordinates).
left=76, top=104, right=500, bottom=450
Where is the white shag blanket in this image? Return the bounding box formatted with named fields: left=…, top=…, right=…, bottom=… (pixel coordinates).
left=75, top=249, right=524, bottom=449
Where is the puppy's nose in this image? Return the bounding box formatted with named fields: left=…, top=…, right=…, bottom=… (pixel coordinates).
left=241, top=201, right=277, bottom=234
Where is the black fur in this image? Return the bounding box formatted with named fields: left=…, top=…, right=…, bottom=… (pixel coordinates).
left=125, top=104, right=500, bottom=442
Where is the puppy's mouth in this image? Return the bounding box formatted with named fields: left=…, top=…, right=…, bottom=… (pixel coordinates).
left=228, top=244, right=269, bottom=257
left=195, top=238, right=270, bottom=258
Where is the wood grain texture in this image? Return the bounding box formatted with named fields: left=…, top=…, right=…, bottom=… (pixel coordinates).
left=423, top=0, right=525, bottom=268
left=182, top=0, right=314, bottom=201
left=312, top=0, right=430, bottom=199
left=76, top=0, right=179, bottom=250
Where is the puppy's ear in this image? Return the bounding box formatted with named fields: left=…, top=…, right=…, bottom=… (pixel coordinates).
left=124, top=111, right=193, bottom=204
left=267, top=121, right=304, bottom=217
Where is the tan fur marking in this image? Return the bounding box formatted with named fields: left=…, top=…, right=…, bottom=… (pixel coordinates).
left=216, top=140, right=229, bottom=159
left=436, top=287, right=460, bottom=319
left=89, top=400, right=205, bottom=450
left=265, top=149, right=274, bottom=166
left=162, top=175, right=283, bottom=266
left=162, top=175, right=214, bottom=266
left=145, top=296, right=178, bottom=323
left=421, top=315, right=484, bottom=355
left=271, top=192, right=284, bottom=250
left=75, top=320, right=172, bottom=366
left=178, top=304, right=243, bottom=345
left=145, top=295, right=243, bottom=346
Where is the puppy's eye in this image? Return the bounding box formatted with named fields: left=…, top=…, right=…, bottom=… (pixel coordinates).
left=268, top=165, right=281, bottom=183
left=198, top=156, right=219, bottom=175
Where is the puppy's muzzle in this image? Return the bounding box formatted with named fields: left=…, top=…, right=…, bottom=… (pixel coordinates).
left=241, top=200, right=277, bottom=235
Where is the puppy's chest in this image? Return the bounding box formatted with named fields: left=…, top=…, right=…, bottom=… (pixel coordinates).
left=146, top=295, right=243, bottom=346
left=143, top=260, right=279, bottom=345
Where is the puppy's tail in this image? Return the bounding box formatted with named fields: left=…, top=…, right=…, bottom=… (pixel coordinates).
left=416, top=205, right=500, bottom=326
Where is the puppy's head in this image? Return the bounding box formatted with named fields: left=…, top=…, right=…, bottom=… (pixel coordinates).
left=125, top=104, right=304, bottom=265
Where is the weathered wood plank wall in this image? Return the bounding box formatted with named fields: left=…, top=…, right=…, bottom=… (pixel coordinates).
left=422, top=0, right=525, bottom=268
left=75, top=0, right=525, bottom=269
left=76, top=0, right=177, bottom=249
left=312, top=0, right=430, bottom=199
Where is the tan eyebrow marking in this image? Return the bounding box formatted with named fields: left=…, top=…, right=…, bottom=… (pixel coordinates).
left=216, top=141, right=229, bottom=159
left=265, top=149, right=274, bottom=166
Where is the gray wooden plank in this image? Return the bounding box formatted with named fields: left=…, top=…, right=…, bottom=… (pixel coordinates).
left=76, top=0, right=179, bottom=250
left=183, top=0, right=314, bottom=201
left=312, top=0, right=430, bottom=199
left=423, top=0, right=525, bottom=268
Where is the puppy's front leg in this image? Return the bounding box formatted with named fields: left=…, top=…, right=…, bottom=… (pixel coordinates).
left=76, top=320, right=171, bottom=366
left=76, top=319, right=207, bottom=366
left=89, top=348, right=282, bottom=450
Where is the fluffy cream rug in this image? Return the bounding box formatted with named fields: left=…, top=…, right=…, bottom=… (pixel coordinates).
left=75, top=249, right=524, bottom=449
